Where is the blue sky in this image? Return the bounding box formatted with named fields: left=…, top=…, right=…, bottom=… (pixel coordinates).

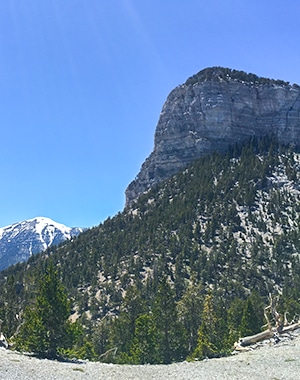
left=0, top=0, right=300, bottom=228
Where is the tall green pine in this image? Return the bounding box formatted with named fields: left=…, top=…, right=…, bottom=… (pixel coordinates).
left=192, top=291, right=219, bottom=359
left=153, top=277, right=187, bottom=363
left=15, top=262, right=73, bottom=358
left=239, top=297, right=261, bottom=337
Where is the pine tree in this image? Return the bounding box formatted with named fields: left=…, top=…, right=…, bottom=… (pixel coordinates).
left=127, top=314, right=159, bottom=364
left=177, top=282, right=204, bottom=353
left=15, top=262, right=73, bottom=358
left=239, top=297, right=262, bottom=337
left=192, top=291, right=219, bottom=359
left=109, top=284, right=146, bottom=360
left=153, top=277, right=187, bottom=363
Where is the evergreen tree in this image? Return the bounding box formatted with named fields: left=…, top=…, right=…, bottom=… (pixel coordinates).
left=0, top=275, right=22, bottom=337
left=153, top=277, right=187, bottom=363
left=192, top=291, right=219, bottom=359
left=239, top=297, right=262, bottom=337
left=15, top=262, right=74, bottom=358
left=109, top=284, right=146, bottom=360
left=227, top=298, right=245, bottom=344
left=177, top=282, right=204, bottom=353
left=126, top=314, right=159, bottom=364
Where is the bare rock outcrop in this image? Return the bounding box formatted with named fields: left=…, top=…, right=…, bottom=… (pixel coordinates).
left=125, top=67, right=300, bottom=205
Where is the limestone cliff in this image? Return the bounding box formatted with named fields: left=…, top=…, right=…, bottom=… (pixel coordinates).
left=125, top=67, right=300, bottom=205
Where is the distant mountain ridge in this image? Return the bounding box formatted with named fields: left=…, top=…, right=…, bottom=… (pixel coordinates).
left=0, top=217, right=83, bottom=270
left=126, top=66, right=300, bottom=205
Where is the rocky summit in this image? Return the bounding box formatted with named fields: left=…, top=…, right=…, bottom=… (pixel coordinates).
left=0, top=217, right=83, bottom=271
left=125, top=67, right=300, bottom=205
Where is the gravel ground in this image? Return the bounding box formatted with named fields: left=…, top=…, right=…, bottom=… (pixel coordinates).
left=1, top=333, right=300, bottom=380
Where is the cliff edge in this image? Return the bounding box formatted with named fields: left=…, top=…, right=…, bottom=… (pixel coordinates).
left=125, top=67, right=300, bottom=205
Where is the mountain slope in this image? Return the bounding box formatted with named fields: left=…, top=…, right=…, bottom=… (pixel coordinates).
left=0, top=217, right=83, bottom=270
left=126, top=67, right=300, bottom=205
left=1, top=137, right=300, bottom=362
left=2, top=68, right=300, bottom=362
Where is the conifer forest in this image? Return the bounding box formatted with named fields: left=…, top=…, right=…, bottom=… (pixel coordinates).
left=1, top=136, right=300, bottom=363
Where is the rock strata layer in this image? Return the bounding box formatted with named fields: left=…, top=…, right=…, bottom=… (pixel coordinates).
left=125, top=67, right=300, bottom=205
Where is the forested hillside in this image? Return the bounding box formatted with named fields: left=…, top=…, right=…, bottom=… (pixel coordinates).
left=1, top=136, right=300, bottom=363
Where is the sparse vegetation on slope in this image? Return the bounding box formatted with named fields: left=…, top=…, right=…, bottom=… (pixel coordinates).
left=1, top=136, right=300, bottom=363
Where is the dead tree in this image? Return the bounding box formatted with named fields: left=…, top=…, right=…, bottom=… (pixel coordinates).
left=0, top=319, right=9, bottom=349
left=234, top=295, right=300, bottom=350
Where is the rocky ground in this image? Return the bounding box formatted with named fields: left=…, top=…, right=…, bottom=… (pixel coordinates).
left=1, top=331, right=300, bottom=380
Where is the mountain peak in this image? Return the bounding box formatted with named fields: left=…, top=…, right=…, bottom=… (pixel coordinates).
left=125, top=67, right=300, bottom=205
left=184, top=66, right=293, bottom=87
left=0, top=217, right=83, bottom=271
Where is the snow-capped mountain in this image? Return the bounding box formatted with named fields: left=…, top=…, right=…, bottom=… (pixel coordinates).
left=0, top=217, right=84, bottom=271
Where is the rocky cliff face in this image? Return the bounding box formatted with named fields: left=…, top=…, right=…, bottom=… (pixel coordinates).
left=125, top=67, right=300, bottom=205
